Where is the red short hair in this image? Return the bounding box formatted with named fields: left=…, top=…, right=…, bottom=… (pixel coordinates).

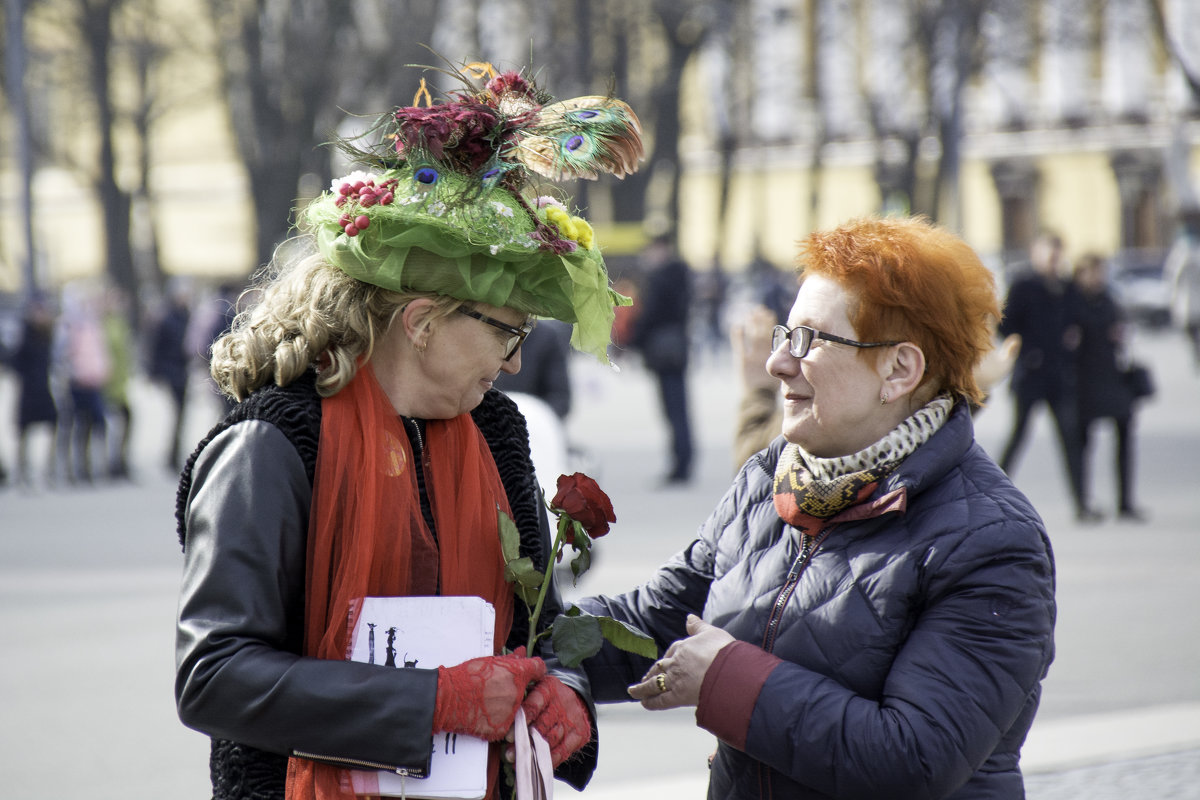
left=797, top=216, right=1000, bottom=407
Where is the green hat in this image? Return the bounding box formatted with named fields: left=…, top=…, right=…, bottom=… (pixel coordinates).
left=302, top=64, right=643, bottom=362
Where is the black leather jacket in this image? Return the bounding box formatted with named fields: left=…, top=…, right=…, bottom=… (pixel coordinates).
left=175, top=375, right=596, bottom=797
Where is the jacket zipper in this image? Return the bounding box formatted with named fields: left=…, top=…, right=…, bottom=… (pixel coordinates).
left=761, top=527, right=829, bottom=653
left=758, top=526, right=829, bottom=800
left=290, top=749, right=428, bottom=778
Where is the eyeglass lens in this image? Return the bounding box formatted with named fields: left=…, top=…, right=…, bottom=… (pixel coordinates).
left=772, top=325, right=813, bottom=358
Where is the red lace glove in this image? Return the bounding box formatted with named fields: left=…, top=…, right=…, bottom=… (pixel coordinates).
left=433, top=649, right=547, bottom=741
left=521, top=675, right=592, bottom=766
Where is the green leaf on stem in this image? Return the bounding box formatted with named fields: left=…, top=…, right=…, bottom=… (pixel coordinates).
left=597, top=616, right=658, bottom=660
left=569, top=546, right=591, bottom=582
left=550, top=612, right=605, bottom=668
left=550, top=607, right=659, bottom=668
left=498, top=509, right=522, bottom=562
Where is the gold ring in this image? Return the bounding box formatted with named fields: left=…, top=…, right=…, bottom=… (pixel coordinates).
left=655, top=673, right=668, bottom=693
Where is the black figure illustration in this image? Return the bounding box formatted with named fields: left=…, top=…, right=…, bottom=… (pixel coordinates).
left=444, top=733, right=457, bottom=754
left=403, top=653, right=419, bottom=668
left=384, top=627, right=398, bottom=667
left=367, top=623, right=376, bottom=665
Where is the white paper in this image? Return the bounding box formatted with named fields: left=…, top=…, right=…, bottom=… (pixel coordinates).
left=347, top=596, right=495, bottom=799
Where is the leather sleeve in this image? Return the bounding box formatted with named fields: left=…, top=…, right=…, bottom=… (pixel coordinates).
left=175, top=421, right=439, bottom=771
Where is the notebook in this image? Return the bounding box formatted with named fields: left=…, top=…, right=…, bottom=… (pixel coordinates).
left=347, top=595, right=495, bottom=799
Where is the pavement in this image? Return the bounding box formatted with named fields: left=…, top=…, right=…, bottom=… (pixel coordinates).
left=1, top=323, right=1198, bottom=798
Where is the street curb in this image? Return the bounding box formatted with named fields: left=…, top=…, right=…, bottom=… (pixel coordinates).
left=1022, top=702, right=1200, bottom=773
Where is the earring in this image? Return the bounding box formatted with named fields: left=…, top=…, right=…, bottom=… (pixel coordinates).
left=880, top=392, right=889, bottom=405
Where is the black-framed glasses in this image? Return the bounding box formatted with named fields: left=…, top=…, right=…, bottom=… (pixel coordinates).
left=771, top=324, right=900, bottom=359
left=457, top=307, right=533, bottom=361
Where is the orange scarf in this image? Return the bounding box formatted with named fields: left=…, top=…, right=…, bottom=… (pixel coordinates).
left=286, top=365, right=515, bottom=799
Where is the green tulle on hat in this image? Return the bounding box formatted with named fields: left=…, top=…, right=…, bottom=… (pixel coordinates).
left=302, top=63, right=642, bottom=363
left=304, top=165, right=629, bottom=362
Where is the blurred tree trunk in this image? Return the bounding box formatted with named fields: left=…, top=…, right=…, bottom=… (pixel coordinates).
left=4, top=0, right=38, bottom=294
left=79, top=0, right=137, bottom=300
left=928, top=0, right=985, bottom=230
left=209, top=0, right=358, bottom=271
left=604, top=2, right=648, bottom=228
left=655, top=2, right=708, bottom=235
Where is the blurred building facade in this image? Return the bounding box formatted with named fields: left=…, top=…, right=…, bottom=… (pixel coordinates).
left=678, top=0, right=1200, bottom=281
left=3, top=0, right=1198, bottom=295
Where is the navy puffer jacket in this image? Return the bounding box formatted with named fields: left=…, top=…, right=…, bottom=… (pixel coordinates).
left=579, top=401, right=1056, bottom=799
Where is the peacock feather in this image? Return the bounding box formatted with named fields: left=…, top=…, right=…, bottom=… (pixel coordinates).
left=511, top=96, right=644, bottom=181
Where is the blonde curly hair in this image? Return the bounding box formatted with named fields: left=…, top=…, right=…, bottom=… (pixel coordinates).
left=210, top=237, right=463, bottom=400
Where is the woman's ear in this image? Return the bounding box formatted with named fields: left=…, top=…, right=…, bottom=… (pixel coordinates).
left=400, top=298, right=437, bottom=350
left=879, top=342, right=927, bottom=404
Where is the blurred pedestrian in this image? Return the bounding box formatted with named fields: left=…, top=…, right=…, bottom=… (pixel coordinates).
left=59, top=284, right=111, bottom=484
left=729, top=303, right=781, bottom=470
left=9, top=293, right=59, bottom=487
left=1071, top=253, right=1145, bottom=522
left=747, top=252, right=795, bottom=324
left=494, top=318, right=573, bottom=420
left=149, top=281, right=192, bottom=472
left=101, top=285, right=135, bottom=479
left=632, top=234, right=694, bottom=485
left=997, top=232, right=1094, bottom=521
left=696, top=257, right=730, bottom=356
left=1164, top=206, right=1200, bottom=370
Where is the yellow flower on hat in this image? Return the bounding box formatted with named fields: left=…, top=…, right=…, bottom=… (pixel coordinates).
left=543, top=204, right=596, bottom=250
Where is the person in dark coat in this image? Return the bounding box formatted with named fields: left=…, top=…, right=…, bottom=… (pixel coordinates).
left=149, top=282, right=192, bottom=472
left=631, top=235, right=694, bottom=484
left=997, top=232, right=1094, bottom=521
left=494, top=318, right=573, bottom=420
left=9, top=294, right=59, bottom=486
left=576, top=216, right=1056, bottom=799
left=1071, top=253, right=1145, bottom=522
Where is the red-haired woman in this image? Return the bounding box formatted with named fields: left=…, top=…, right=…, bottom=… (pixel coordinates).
left=578, top=216, right=1056, bottom=799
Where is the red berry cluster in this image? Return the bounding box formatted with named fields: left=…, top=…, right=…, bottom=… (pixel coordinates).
left=334, top=177, right=398, bottom=237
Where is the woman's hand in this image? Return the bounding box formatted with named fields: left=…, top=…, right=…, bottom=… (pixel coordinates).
left=433, top=648, right=546, bottom=740
left=510, top=675, right=592, bottom=766
left=627, top=615, right=734, bottom=710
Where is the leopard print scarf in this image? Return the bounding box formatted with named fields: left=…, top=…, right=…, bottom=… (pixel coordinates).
left=773, top=395, right=953, bottom=529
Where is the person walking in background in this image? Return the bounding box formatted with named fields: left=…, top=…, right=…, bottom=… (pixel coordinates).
left=59, top=284, right=112, bottom=484
left=101, top=285, right=135, bottom=480
left=202, top=281, right=244, bottom=415
left=9, top=293, right=59, bottom=488
left=494, top=318, right=574, bottom=421
left=730, top=303, right=783, bottom=470
left=997, top=231, right=1095, bottom=522
left=1164, top=206, right=1200, bottom=371
left=1071, top=254, right=1145, bottom=522
left=632, top=234, right=694, bottom=485
left=149, top=280, right=192, bottom=473
left=696, top=257, right=730, bottom=357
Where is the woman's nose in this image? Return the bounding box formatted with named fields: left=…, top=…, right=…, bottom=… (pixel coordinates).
left=766, top=343, right=796, bottom=379
left=501, top=349, right=522, bottom=375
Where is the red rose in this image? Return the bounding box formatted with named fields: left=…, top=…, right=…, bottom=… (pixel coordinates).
left=551, top=473, right=616, bottom=541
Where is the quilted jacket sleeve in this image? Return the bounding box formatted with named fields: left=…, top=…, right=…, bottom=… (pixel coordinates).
left=574, top=537, right=717, bottom=702
left=733, top=517, right=1055, bottom=800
